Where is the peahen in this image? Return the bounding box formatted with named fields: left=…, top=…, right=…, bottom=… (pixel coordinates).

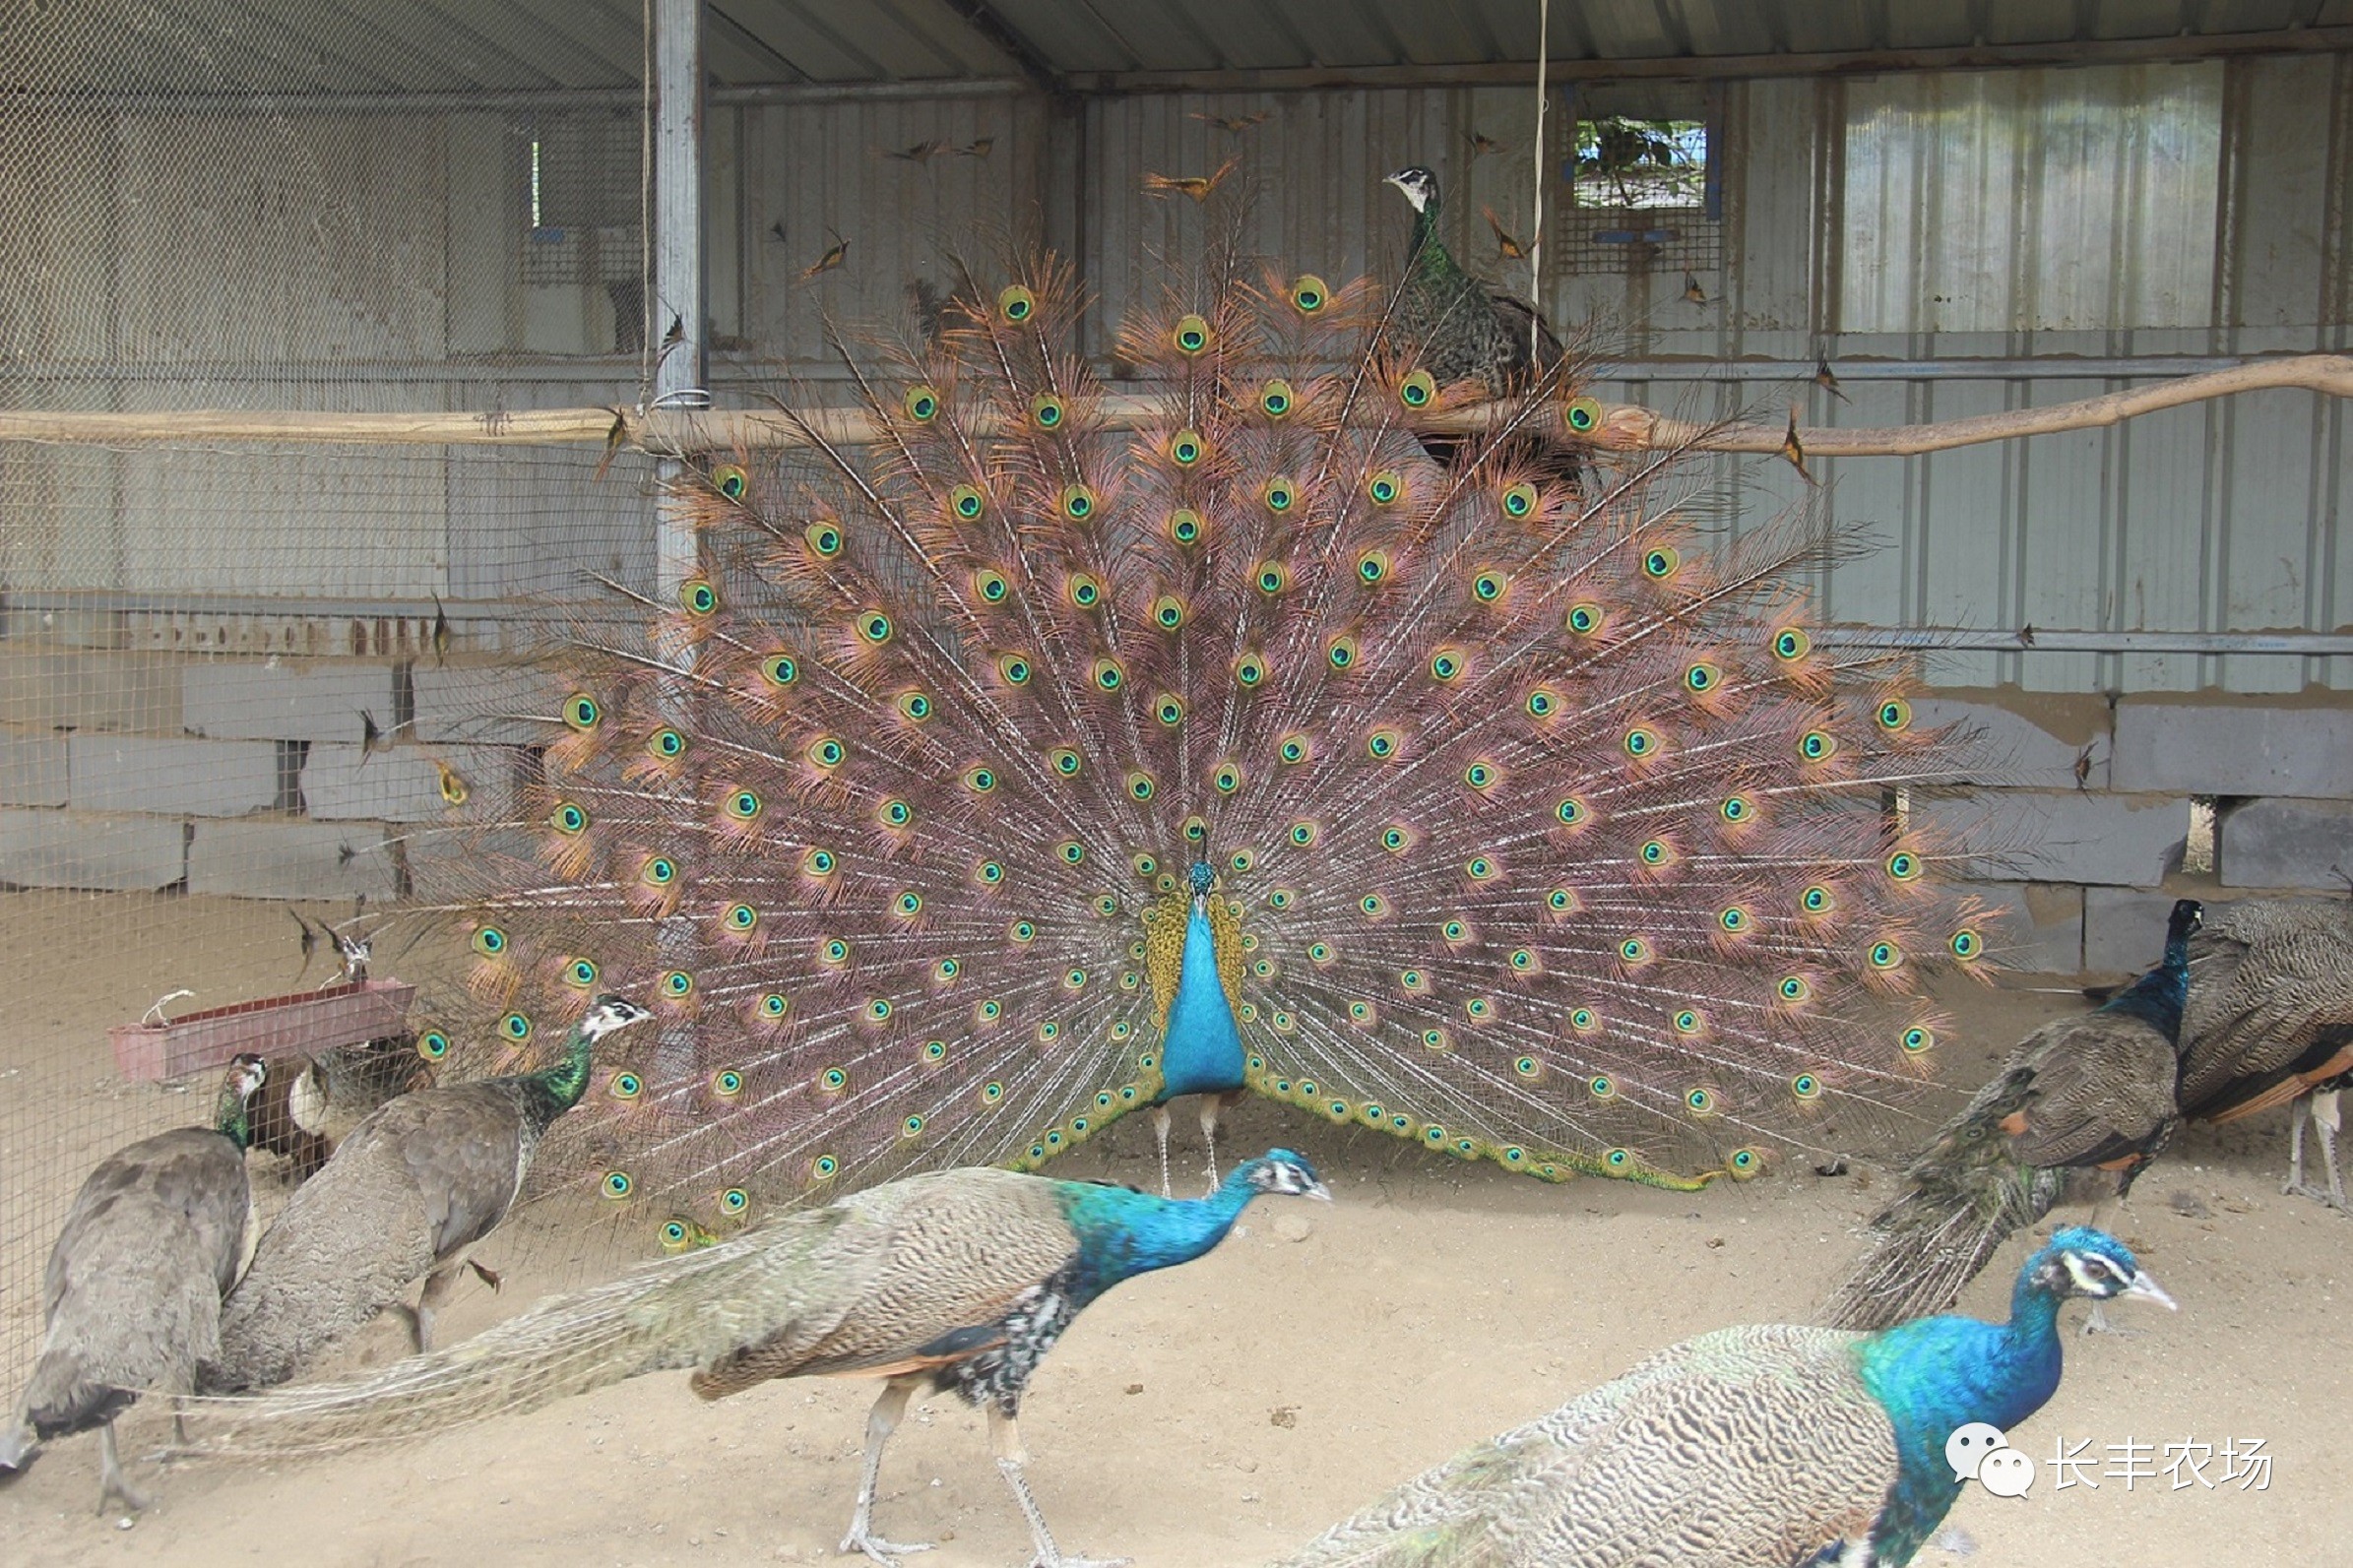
left=1821, top=898, right=2200, bottom=1332
left=245, top=1033, right=432, bottom=1182
left=190, top=1150, right=1330, bottom=1568
left=0, top=1054, right=268, bottom=1514
left=2169, top=896, right=2353, bottom=1208
left=401, top=227, right=1992, bottom=1234
left=1275, top=1225, right=2173, bottom=1568
left=209, top=994, right=652, bottom=1390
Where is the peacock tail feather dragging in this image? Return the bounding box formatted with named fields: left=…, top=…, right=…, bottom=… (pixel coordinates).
left=405, top=233, right=1996, bottom=1235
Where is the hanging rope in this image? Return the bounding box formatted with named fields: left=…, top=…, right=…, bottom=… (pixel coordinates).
left=1528, top=0, right=1550, bottom=363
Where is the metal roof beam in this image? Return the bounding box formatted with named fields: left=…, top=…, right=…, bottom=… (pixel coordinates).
left=934, top=1, right=1070, bottom=96
left=1065, top=23, right=2353, bottom=92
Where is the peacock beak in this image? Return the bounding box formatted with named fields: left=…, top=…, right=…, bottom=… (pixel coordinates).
left=2124, top=1269, right=2178, bottom=1310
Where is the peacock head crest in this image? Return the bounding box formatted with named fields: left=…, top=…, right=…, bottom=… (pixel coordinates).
left=2031, top=1226, right=2176, bottom=1310
left=581, top=993, right=656, bottom=1042
left=2166, top=898, right=2203, bottom=945
left=1383, top=165, right=1438, bottom=214
left=1187, top=859, right=1217, bottom=898
left=1238, top=1148, right=1331, bottom=1202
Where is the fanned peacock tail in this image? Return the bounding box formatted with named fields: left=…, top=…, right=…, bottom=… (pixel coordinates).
left=406, top=223, right=1996, bottom=1236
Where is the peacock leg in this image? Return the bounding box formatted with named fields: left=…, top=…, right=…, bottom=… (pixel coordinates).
left=1199, top=1091, right=1243, bottom=1196
left=414, top=1257, right=465, bottom=1352
left=839, top=1377, right=932, bottom=1565
left=2316, top=1090, right=2346, bottom=1210
left=95, top=1421, right=150, bottom=1516
left=986, top=1407, right=1128, bottom=1568
left=1152, top=1104, right=1175, bottom=1198
left=2284, top=1093, right=2312, bottom=1197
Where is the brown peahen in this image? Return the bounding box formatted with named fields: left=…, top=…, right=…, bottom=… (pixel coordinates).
left=207, top=995, right=651, bottom=1390
left=2170, top=895, right=2353, bottom=1208
left=190, top=1150, right=1328, bottom=1568
left=0, top=1054, right=268, bottom=1514
left=397, top=208, right=1994, bottom=1242
left=244, top=1033, right=432, bottom=1182
left=1821, top=899, right=2200, bottom=1332
left=1274, top=1227, right=2172, bottom=1568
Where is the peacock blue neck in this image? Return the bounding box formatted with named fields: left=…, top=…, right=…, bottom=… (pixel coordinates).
left=2103, top=936, right=2191, bottom=1037
left=1159, top=903, right=1245, bottom=1098
left=1849, top=1247, right=2072, bottom=1562
left=1407, top=197, right=1460, bottom=282
left=523, top=1021, right=599, bottom=1129
left=1051, top=1160, right=1268, bottom=1299
left=213, top=1080, right=256, bottom=1151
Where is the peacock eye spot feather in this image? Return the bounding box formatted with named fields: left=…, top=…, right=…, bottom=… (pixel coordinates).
left=760, top=653, right=797, bottom=687
left=1058, top=840, right=1088, bottom=865
left=1622, top=726, right=1657, bottom=758
left=563, top=694, right=602, bottom=731
left=1440, top=918, right=1465, bottom=940
left=726, top=902, right=758, bottom=931
left=472, top=924, right=508, bottom=957
left=1169, top=507, right=1203, bottom=543
left=1886, top=850, right=1921, bottom=881
left=1729, top=1149, right=1760, bottom=1174
left=760, top=992, right=789, bottom=1018
left=979, top=998, right=1002, bottom=1020
left=1685, top=661, right=1720, bottom=693
left=1589, top=1074, right=1615, bottom=1098
left=811, top=1155, right=839, bottom=1180
left=1184, top=815, right=1208, bottom=843
left=1367, top=727, right=1399, bottom=759
left=981, top=1080, right=1005, bottom=1103
left=1514, top=1055, right=1541, bottom=1079
left=1289, top=275, right=1328, bottom=313
left=1268, top=887, right=1293, bottom=910
left=801, top=848, right=834, bottom=877
left=1094, top=894, right=1118, bottom=916
left=727, top=788, right=762, bottom=820
left=1803, top=885, right=1832, bottom=913
left=1465, top=855, right=1495, bottom=880
left=1279, top=734, right=1309, bottom=764
left=996, top=654, right=1033, bottom=685
left=662, top=1219, right=689, bottom=1245
left=805, top=523, right=844, bottom=557
left=1471, top=570, right=1507, bottom=602
left=1358, top=549, right=1390, bottom=585
left=1877, top=697, right=1913, bottom=731
left=1870, top=941, right=1901, bottom=969
left=681, top=580, right=719, bottom=616
left=711, top=462, right=749, bottom=499
left=1289, top=821, right=1316, bottom=847
left=895, top=891, right=923, bottom=916
left=950, top=484, right=986, bottom=522
left=1564, top=394, right=1603, bottom=432
left=1173, top=313, right=1211, bottom=353
left=1566, top=602, right=1604, bottom=636
left=713, top=1069, right=744, bottom=1097
left=1090, top=658, right=1124, bottom=692
left=1774, top=627, right=1811, bottom=659
left=1215, top=763, right=1243, bottom=793
left=822, top=1067, right=849, bottom=1092
left=722, top=1187, right=748, bottom=1214
left=1430, top=649, right=1461, bottom=681
left=649, top=727, right=686, bottom=760
left=1642, top=547, right=1680, bottom=580
left=858, top=611, right=893, bottom=644
left=1066, top=574, right=1100, bottom=608
left=1229, top=848, right=1255, bottom=874
left=1499, top=481, right=1538, bottom=519
left=977, top=859, right=1005, bottom=885
left=1720, top=907, right=1749, bottom=933
left=1902, top=1026, right=1935, bottom=1053
left=1398, top=369, right=1436, bottom=408
left=550, top=801, right=588, bottom=835
left=1951, top=928, right=1984, bottom=960
left=1154, top=694, right=1184, bottom=726
left=1326, top=635, right=1358, bottom=670
left=903, top=386, right=940, bottom=422
left=663, top=971, right=694, bottom=997
left=1170, top=431, right=1204, bottom=467
left=646, top=855, right=679, bottom=884
left=1132, top=853, right=1158, bottom=878
left=1059, top=483, right=1097, bottom=522
left=418, top=1030, right=451, bottom=1060
left=1640, top=840, right=1670, bottom=865
left=1367, top=470, right=1402, bottom=505
left=965, top=765, right=998, bottom=793
left=1800, top=729, right=1838, bottom=762
left=1792, top=1073, right=1822, bottom=1100
left=864, top=998, right=893, bottom=1023
left=1464, top=761, right=1496, bottom=790
left=609, top=1072, right=643, bottom=1100
left=880, top=797, right=914, bottom=827
left=1548, top=889, right=1575, bottom=913
left=566, top=958, right=599, bottom=986
left=1152, top=594, right=1186, bottom=630
left=1720, top=795, right=1751, bottom=823
left=1509, top=949, right=1535, bottom=972
left=1262, top=477, right=1297, bottom=513
left=1030, top=393, right=1065, bottom=430
left=996, top=283, right=1036, bottom=323
left=1606, top=1149, right=1631, bottom=1169
left=1675, top=1010, right=1702, bottom=1035
left=604, top=1171, right=634, bottom=1199
left=809, top=737, right=846, bottom=769
left=1526, top=687, right=1557, bottom=718
left=1573, top=1009, right=1598, bottom=1032
left=1258, top=379, right=1295, bottom=418
left=1010, top=919, right=1037, bottom=943
left=823, top=938, right=850, bottom=963
left=1256, top=561, right=1292, bottom=596
left=1383, top=828, right=1411, bottom=852
left=1780, top=974, right=1811, bottom=1000
left=1621, top=937, right=1650, bottom=963
left=1051, top=747, right=1083, bottom=777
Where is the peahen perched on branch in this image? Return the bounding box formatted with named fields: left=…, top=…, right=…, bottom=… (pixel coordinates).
left=403, top=218, right=1992, bottom=1237
left=209, top=995, right=652, bottom=1390
left=189, top=1150, right=1328, bottom=1568
left=2169, top=896, right=2353, bottom=1209
left=1821, top=899, right=2200, bottom=1333
left=1275, top=1226, right=2173, bottom=1568
left=1, top=1054, right=268, bottom=1514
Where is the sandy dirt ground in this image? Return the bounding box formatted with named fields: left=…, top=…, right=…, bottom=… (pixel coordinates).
left=3, top=893, right=2348, bottom=1566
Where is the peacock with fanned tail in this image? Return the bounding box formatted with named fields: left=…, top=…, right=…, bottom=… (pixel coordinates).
left=408, top=212, right=1994, bottom=1234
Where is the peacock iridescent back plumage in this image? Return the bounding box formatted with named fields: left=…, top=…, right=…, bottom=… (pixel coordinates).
left=413, top=234, right=1994, bottom=1234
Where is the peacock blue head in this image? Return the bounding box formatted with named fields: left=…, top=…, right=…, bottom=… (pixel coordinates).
left=2166, top=898, right=2203, bottom=947
left=1187, top=859, right=1216, bottom=898
left=1234, top=1147, right=1331, bottom=1202
left=2027, top=1226, right=2176, bottom=1311
left=1383, top=165, right=1438, bottom=215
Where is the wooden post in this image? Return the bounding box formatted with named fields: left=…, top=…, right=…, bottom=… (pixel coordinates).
left=652, top=0, right=707, bottom=611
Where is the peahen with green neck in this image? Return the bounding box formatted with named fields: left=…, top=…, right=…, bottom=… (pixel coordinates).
left=397, top=205, right=1993, bottom=1239
left=1, top=1054, right=268, bottom=1514
left=208, top=994, right=652, bottom=1390
left=1276, top=1225, right=2173, bottom=1568
left=192, top=1150, right=1328, bottom=1568
left=1823, top=899, right=2199, bottom=1332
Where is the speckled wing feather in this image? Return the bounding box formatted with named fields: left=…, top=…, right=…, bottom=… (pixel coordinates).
left=21, top=1129, right=253, bottom=1434
left=212, top=1082, right=533, bottom=1390
left=2177, top=898, right=2353, bottom=1119
left=1276, top=1324, right=1895, bottom=1568
left=1996, top=1013, right=2176, bottom=1167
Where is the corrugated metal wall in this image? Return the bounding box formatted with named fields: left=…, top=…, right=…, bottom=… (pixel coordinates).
left=3, top=58, right=2346, bottom=691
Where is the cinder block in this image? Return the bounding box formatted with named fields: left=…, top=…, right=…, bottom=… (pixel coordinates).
left=182, top=660, right=397, bottom=742
left=67, top=733, right=282, bottom=817
left=2220, top=797, right=2353, bottom=889
left=187, top=817, right=401, bottom=902
left=1911, top=693, right=2110, bottom=790
left=301, top=743, right=513, bottom=823
left=0, top=808, right=186, bottom=892
left=1961, top=881, right=2084, bottom=973
left=0, top=647, right=183, bottom=732
left=410, top=662, right=565, bottom=744
left=1921, top=789, right=2186, bottom=888
left=2082, top=887, right=2188, bottom=972
left=2112, top=698, right=2353, bottom=797
left=0, top=729, right=69, bottom=807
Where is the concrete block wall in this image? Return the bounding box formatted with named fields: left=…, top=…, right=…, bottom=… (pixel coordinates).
left=1927, top=689, right=2353, bottom=974
left=0, top=637, right=533, bottom=902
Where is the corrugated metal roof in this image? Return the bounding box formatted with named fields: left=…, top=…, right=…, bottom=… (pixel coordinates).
left=3, top=0, right=2344, bottom=97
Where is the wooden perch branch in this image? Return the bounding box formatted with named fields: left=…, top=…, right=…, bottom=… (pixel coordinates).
left=2, top=354, right=2346, bottom=458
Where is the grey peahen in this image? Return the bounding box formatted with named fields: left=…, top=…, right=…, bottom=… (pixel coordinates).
left=208, top=994, right=652, bottom=1390
left=1382, top=165, right=1561, bottom=400
left=1274, top=1225, right=2172, bottom=1568
left=0, top=1054, right=268, bottom=1514
left=1821, top=899, right=2200, bottom=1333
left=2169, top=896, right=2353, bottom=1208
left=191, top=1150, right=1329, bottom=1568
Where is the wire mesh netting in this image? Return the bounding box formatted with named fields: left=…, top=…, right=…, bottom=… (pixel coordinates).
left=0, top=2, right=668, bottom=1391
